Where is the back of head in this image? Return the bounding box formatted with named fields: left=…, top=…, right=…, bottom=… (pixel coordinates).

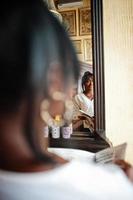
left=0, top=0, right=79, bottom=163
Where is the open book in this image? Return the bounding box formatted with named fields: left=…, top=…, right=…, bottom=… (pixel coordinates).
left=79, top=109, right=93, bottom=119
left=94, top=143, right=127, bottom=164
left=78, top=109, right=94, bottom=132
left=48, top=143, right=127, bottom=164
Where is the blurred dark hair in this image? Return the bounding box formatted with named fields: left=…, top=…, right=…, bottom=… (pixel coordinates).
left=0, top=0, right=79, bottom=164
left=81, top=71, right=93, bottom=91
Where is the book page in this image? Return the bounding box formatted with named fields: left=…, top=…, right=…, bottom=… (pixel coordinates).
left=79, top=109, right=94, bottom=132
left=79, top=109, right=92, bottom=119
left=94, top=143, right=127, bottom=164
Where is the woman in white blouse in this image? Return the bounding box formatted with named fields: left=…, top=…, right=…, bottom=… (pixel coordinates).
left=73, top=71, right=94, bottom=131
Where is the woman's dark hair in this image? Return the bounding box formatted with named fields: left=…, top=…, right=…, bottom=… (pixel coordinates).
left=81, top=71, right=93, bottom=91
left=0, top=0, right=79, bottom=164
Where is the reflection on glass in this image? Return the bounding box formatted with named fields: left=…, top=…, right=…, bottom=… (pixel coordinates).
left=56, top=0, right=93, bottom=133
left=72, top=70, right=94, bottom=133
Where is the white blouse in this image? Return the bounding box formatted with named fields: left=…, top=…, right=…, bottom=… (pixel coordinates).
left=0, top=160, right=133, bottom=200
left=73, top=93, right=94, bottom=118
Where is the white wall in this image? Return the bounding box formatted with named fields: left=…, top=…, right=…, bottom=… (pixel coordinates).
left=103, top=0, right=133, bottom=163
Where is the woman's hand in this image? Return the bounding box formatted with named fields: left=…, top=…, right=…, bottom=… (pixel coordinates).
left=114, top=159, right=133, bottom=182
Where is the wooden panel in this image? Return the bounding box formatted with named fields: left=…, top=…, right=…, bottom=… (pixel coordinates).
left=49, top=132, right=110, bottom=153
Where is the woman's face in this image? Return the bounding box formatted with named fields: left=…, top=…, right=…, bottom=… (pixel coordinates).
left=84, top=79, right=93, bottom=91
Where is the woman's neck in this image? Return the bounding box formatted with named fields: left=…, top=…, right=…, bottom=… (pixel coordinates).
left=83, top=90, right=93, bottom=100
left=0, top=114, right=67, bottom=172
left=0, top=111, right=37, bottom=171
